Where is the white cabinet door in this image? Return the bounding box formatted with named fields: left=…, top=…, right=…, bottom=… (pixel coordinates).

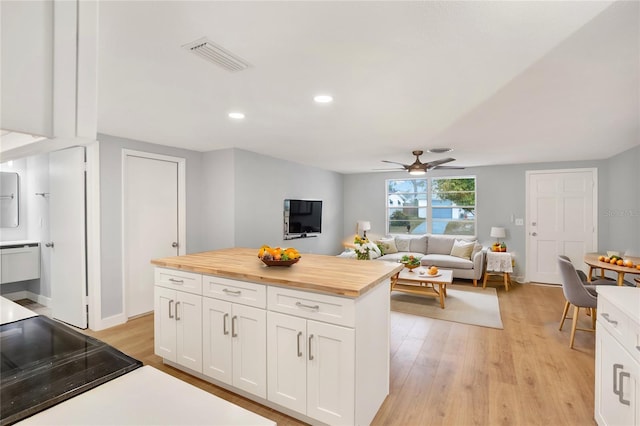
left=232, top=303, right=267, bottom=399
left=307, top=320, right=355, bottom=425
left=596, top=328, right=638, bottom=426
left=203, top=297, right=233, bottom=384
left=267, top=311, right=307, bottom=414
left=154, top=286, right=177, bottom=362
left=202, top=298, right=266, bottom=399
left=176, top=291, right=202, bottom=372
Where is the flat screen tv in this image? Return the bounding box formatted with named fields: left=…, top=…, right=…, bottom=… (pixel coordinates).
left=284, top=199, right=322, bottom=237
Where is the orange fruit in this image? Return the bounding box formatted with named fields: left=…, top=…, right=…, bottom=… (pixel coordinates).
left=603, top=257, right=610, bottom=263
left=616, top=259, right=623, bottom=266
left=636, top=265, right=640, bottom=270
left=623, top=259, right=633, bottom=268
left=598, top=255, right=605, bottom=261
left=610, top=258, right=617, bottom=264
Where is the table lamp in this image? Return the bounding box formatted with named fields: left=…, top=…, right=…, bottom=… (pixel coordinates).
left=358, top=221, right=371, bottom=239
left=490, top=227, right=506, bottom=244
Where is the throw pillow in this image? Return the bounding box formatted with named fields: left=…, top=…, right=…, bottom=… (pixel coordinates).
left=450, top=239, right=476, bottom=260
left=408, top=235, right=428, bottom=254
left=394, top=236, right=411, bottom=253
left=376, top=237, right=398, bottom=254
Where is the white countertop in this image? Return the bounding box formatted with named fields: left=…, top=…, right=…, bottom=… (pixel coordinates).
left=1, top=296, right=38, bottom=325
left=0, top=240, right=40, bottom=247
left=17, top=365, right=276, bottom=425
left=597, top=286, right=640, bottom=324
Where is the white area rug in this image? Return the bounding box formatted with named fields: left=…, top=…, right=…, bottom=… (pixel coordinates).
left=390, top=284, right=504, bottom=329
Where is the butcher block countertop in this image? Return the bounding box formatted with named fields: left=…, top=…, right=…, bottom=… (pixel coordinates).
left=151, top=247, right=403, bottom=298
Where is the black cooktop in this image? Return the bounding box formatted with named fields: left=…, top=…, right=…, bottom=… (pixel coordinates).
left=0, top=316, right=142, bottom=425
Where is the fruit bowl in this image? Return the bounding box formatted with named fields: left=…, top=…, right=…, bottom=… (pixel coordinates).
left=261, top=258, right=300, bottom=267
left=403, top=263, right=420, bottom=272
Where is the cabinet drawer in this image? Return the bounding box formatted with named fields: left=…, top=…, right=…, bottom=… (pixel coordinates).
left=155, top=268, right=202, bottom=295
left=203, top=275, right=266, bottom=309
left=267, top=286, right=355, bottom=327
left=598, top=296, right=640, bottom=362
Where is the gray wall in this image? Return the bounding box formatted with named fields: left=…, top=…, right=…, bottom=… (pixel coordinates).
left=601, top=145, right=640, bottom=255
left=231, top=149, right=344, bottom=255
left=343, top=150, right=640, bottom=280
left=98, top=133, right=204, bottom=318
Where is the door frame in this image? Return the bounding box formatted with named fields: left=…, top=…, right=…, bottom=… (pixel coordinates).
left=524, top=168, right=598, bottom=283
left=121, top=149, right=186, bottom=319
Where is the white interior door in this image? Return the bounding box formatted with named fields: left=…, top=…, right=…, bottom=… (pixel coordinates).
left=124, top=152, right=182, bottom=318
left=50, top=146, right=87, bottom=328
left=526, top=169, right=597, bottom=284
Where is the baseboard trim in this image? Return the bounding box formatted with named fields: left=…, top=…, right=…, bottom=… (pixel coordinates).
left=92, top=312, right=127, bottom=331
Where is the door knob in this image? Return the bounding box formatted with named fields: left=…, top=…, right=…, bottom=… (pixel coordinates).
left=45, top=242, right=54, bottom=248
left=171, top=242, right=179, bottom=248
left=531, top=232, right=537, bottom=237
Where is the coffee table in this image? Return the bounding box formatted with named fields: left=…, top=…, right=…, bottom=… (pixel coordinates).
left=391, top=268, right=453, bottom=309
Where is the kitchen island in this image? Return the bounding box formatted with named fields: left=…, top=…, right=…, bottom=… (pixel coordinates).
left=151, top=247, right=403, bottom=425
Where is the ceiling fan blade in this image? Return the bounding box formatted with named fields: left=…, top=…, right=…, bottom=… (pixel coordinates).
left=433, top=165, right=465, bottom=170
left=381, top=160, right=409, bottom=167
left=425, top=157, right=455, bottom=168
left=373, top=168, right=406, bottom=172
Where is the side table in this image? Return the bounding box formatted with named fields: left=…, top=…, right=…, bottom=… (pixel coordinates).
left=483, top=251, right=513, bottom=291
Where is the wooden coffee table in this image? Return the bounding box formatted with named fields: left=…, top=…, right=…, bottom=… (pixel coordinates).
left=391, top=268, right=453, bottom=309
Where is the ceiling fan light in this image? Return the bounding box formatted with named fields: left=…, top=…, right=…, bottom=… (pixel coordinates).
left=408, top=168, right=426, bottom=176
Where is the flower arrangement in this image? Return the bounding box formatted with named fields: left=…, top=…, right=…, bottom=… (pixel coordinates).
left=400, top=254, right=421, bottom=270
left=353, top=235, right=381, bottom=260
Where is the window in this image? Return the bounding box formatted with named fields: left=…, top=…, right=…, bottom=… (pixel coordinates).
left=386, top=176, right=476, bottom=236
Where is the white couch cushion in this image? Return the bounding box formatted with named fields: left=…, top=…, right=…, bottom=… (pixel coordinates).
left=426, top=235, right=455, bottom=255
left=450, top=239, right=476, bottom=260
left=394, top=235, right=427, bottom=254
left=376, top=237, right=398, bottom=254
left=421, top=254, right=474, bottom=269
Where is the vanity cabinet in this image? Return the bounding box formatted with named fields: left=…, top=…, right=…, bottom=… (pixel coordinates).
left=202, top=276, right=266, bottom=399
left=0, top=243, right=40, bottom=284
left=154, top=269, right=202, bottom=372
left=595, top=287, right=640, bottom=426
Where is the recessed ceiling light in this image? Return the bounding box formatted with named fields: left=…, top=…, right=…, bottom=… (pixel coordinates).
left=228, top=112, right=245, bottom=119
left=314, top=95, right=333, bottom=103
left=427, top=147, right=453, bottom=154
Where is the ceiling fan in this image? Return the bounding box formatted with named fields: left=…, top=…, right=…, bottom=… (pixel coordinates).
left=379, top=150, right=463, bottom=175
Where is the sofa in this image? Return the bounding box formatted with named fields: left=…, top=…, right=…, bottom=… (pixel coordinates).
left=374, top=234, right=485, bottom=286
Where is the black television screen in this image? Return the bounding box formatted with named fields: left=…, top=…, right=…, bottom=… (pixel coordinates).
left=284, top=199, right=322, bottom=235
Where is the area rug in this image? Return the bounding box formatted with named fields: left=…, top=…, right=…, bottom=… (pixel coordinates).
left=390, top=284, right=504, bottom=329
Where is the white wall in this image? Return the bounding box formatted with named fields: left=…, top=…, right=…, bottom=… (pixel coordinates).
left=201, top=149, right=236, bottom=250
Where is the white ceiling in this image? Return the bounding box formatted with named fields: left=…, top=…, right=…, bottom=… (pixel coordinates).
left=96, top=1, right=639, bottom=174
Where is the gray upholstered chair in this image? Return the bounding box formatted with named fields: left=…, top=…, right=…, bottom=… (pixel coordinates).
left=558, top=256, right=602, bottom=348
left=557, top=255, right=614, bottom=332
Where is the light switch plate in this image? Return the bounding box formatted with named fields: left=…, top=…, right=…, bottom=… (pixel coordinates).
left=515, top=218, right=524, bottom=226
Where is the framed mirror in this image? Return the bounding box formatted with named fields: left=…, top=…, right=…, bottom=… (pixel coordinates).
left=0, top=172, right=19, bottom=227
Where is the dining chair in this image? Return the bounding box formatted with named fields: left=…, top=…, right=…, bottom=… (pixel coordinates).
left=558, top=255, right=614, bottom=332
left=558, top=256, right=601, bottom=348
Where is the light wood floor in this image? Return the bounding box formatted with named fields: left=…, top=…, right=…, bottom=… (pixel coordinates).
left=85, top=280, right=597, bottom=426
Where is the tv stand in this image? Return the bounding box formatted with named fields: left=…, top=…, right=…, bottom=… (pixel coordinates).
left=283, top=234, right=317, bottom=240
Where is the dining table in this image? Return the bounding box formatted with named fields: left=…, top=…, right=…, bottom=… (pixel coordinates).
left=583, top=252, right=640, bottom=287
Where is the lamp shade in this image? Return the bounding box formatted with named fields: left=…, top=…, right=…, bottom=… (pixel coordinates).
left=359, top=221, right=371, bottom=231
left=490, top=227, right=506, bottom=239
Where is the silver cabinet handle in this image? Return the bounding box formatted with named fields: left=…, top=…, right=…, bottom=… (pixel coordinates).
left=602, top=313, right=618, bottom=325
left=223, top=313, right=229, bottom=335
left=296, top=301, right=320, bottom=311
left=168, top=300, right=174, bottom=319
left=297, top=331, right=303, bottom=357
left=45, top=242, right=54, bottom=248
left=223, top=289, right=242, bottom=296
left=231, top=315, right=238, bottom=337
left=175, top=302, right=181, bottom=320
left=618, top=372, right=631, bottom=406
left=613, top=363, right=622, bottom=397
left=308, top=334, right=314, bottom=361
left=169, top=278, right=184, bottom=284
left=172, top=242, right=179, bottom=248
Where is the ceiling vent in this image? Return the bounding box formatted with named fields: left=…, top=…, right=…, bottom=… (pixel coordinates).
left=182, top=37, right=251, bottom=72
